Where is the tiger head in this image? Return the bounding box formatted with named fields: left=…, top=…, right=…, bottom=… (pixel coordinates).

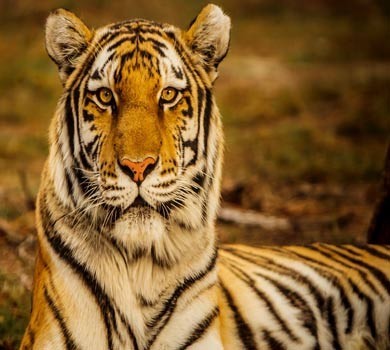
left=45, top=5, right=230, bottom=234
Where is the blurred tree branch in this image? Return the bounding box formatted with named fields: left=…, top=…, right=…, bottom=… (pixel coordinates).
left=218, top=207, right=292, bottom=231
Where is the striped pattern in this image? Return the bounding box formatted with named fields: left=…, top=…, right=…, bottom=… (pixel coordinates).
left=47, top=13, right=223, bottom=232
left=218, top=244, right=390, bottom=350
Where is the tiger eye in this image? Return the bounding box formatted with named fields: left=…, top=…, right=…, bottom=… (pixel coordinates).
left=97, top=87, right=113, bottom=105
left=160, top=87, right=178, bottom=103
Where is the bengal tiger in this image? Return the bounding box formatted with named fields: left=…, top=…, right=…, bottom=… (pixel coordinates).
left=20, top=4, right=390, bottom=350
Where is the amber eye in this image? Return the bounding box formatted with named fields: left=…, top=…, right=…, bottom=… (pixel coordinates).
left=97, top=87, right=114, bottom=105
left=160, top=87, right=178, bottom=104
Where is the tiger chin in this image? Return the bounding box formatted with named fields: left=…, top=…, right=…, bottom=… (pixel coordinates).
left=20, top=4, right=390, bottom=350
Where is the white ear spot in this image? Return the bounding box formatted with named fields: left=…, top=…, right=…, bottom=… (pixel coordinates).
left=185, top=4, right=231, bottom=81
left=45, top=9, right=92, bottom=84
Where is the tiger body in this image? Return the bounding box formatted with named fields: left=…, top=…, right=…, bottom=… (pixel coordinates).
left=219, top=245, right=390, bottom=350
left=20, top=5, right=390, bottom=350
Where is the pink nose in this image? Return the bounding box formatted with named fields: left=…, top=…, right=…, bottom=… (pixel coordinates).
left=120, top=157, right=156, bottom=183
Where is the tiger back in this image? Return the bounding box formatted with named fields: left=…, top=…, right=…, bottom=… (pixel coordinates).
left=218, top=244, right=390, bottom=349
left=20, top=4, right=390, bottom=350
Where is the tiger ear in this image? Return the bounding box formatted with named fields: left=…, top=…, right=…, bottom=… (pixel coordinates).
left=184, top=4, right=231, bottom=82
left=45, top=9, right=92, bottom=84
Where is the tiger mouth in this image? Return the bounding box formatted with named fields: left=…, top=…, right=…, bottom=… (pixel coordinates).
left=121, top=194, right=171, bottom=220
left=132, top=195, right=149, bottom=207
left=122, top=194, right=154, bottom=214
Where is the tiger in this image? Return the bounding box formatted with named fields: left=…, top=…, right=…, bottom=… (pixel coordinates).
left=20, top=4, right=390, bottom=350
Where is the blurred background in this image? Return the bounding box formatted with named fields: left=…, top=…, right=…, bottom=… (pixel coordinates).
left=0, top=0, right=389, bottom=347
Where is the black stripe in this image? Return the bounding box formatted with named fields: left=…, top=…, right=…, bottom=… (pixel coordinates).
left=150, top=244, right=175, bottom=269
left=325, top=297, right=341, bottom=350
left=335, top=246, right=390, bottom=293
left=350, top=281, right=377, bottom=339
left=222, top=248, right=326, bottom=313
left=113, top=24, right=164, bottom=36
left=363, top=336, right=376, bottom=350
left=180, top=66, right=206, bottom=167
left=95, top=29, right=119, bottom=44
left=107, top=35, right=136, bottom=52
left=147, top=37, right=168, bottom=50
left=64, top=96, right=75, bottom=154
left=28, top=327, right=35, bottom=347
left=169, top=32, right=210, bottom=167
left=90, top=69, right=101, bottom=80
left=149, top=39, right=167, bottom=57
left=78, top=146, right=93, bottom=171
left=171, top=64, right=183, bottom=80
left=223, top=247, right=355, bottom=336
left=65, top=23, right=137, bottom=92
left=191, top=173, right=206, bottom=194
left=84, top=135, right=99, bottom=155
left=182, top=139, right=198, bottom=167
left=181, top=87, right=203, bottom=167
left=254, top=270, right=318, bottom=341
left=181, top=96, right=193, bottom=118
left=83, top=109, right=95, bottom=122
left=196, top=86, right=204, bottom=152
left=73, top=164, right=92, bottom=197
left=177, top=307, right=219, bottom=350
left=131, top=26, right=165, bottom=35
left=138, top=49, right=153, bottom=61
left=201, top=194, right=209, bottom=225
left=145, top=249, right=217, bottom=348
left=286, top=247, right=377, bottom=340
left=62, top=24, right=131, bottom=91
left=364, top=245, right=390, bottom=260
left=44, top=287, right=78, bottom=350
left=91, top=137, right=104, bottom=162
left=64, top=169, right=76, bottom=206
left=128, top=246, right=148, bottom=261
left=284, top=247, right=379, bottom=339
left=279, top=247, right=358, bottom=335
left=40, top=201, right=139, bottom=350
left=262, top=329, right=286, bottom=350
left=222, top=261, right=299, bottom=343
left=219, top=281, right=257, bottom=350
left=203, top=88, right=213, bottom=157
left=62, top=65, right=75, bottom=79
left=335, top=245, right=364, bottom=256
left=320, top=245, right=390, bottom=295
left=155, top=201, right=172, bottom=219
left=44, top=223, right=115, bottom=349
left=201, top=150, right=218, bottom=225
left=72, top=88, right=93, bottom=172
left=68, top=39, right=98, bottom=90
left=305, top=245, right=383, bottom=298
left=156, top=196, right=185, bottom=219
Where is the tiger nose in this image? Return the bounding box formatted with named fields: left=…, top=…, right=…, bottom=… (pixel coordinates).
left=119, top=157, right=157, bottom=183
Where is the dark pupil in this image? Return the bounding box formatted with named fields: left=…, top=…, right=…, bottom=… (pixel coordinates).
left=102, top=90, right=110, bottom=100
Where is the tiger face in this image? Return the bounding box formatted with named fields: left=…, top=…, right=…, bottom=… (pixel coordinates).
left=45, top=6, right=230, bottom=233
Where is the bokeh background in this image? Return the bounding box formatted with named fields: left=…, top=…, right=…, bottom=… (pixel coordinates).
left=0, top=0, right=389, bottom=347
